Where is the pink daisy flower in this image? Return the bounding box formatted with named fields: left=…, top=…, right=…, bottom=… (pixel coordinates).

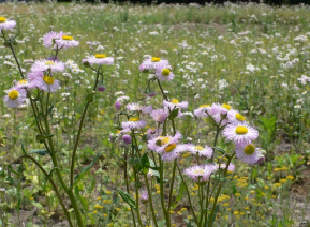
left=187, top=144, right=213, bottom=158
left=0, top=17, right=16, bottom=31
left=235, top=143, right=263, bottom=165
left=3, top=87, right=27, bottom=108
left=161, top=144, right=188, bottom=162
left=183, top=164, right=218, bottom=182
left=163, top=99, right=188, bottom=110
left=30, top=73, right=61, bottom=93
left=148, top=131, right=182, bottom=154
left=150, top=108, right=169, bottom=122
left=54, top=34, right=79, bottom=50
left=193, top=104, right=210, bottom=118
left=83, top=54, right=114, bottom=65
left=217, top=163, right=236, bottom=173
left=206, top=103, right=232, bottom=125
left=121, top=118, right=147, bottom=130
left=31, top=59, right=65, bottom=75
left=227, top=112, right=247, bottom=124
left=43, top=31, right=63, bottom=49
left=140, top=190, right=149, bottom=202
left=139, top=57, right=170, bottom=72
left=156, top=68, right=175, bottom=81
left=222, top=122, right=259, bottom=145
left=127, top=103, right=152, bottom=114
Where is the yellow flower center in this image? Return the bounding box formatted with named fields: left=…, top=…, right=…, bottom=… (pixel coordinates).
left=200, top=105, right=210, bottom=108
left=193, top=169, right=205, bottom=175
left=236, top=114, right=246, bottom=121
left=151, top=57, right=161, bottom=62
left=161, top=69, right=170, bottom=76
left=164, top=144, right=177, bottom=152
left=194, top=146, right=204, bottom=151
left=18, top=79, right=27, bottom=85
left=172, top=99, right=179, bottom=104
left=43, top=76, right=55, bottom=85
left=0, top=17, right=6, bottom=23
left=45, top=61, right=56, bottom=65
left=222, top=104, right=232, bottom=110
left=235, top=126, right=248, bottom=135
left=95, top=54, right=106, bottom=58
left=8, top=90, right=18, bottom=100
left=244, top=144, right=255, bottom=155
left=129, top=118, right=139, bottom=121
left=62, top=35, right=73, bottom=41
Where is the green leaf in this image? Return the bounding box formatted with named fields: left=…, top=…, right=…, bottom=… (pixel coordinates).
left=118, top=189, right=136, bottom=210
left=168, top=107, right=179, bottom=120
left=213, top=147, right=226, bottom=154
left=71, top=153, right=100, bottom=189
left=86, top=93, right=94, bottom=102
left=28, top=149, right=49, bottom=156
left=0, top=151, right=6, bottom=156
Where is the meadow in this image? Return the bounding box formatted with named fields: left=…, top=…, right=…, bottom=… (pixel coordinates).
left=1, top=1, right=310, bottom=227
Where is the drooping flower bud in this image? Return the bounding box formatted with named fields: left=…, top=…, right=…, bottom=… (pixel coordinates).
left=122, top=134, right=132, bottom=145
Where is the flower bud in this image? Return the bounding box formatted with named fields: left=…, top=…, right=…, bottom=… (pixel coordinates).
left=109, top=134, right=116, bottom=143
left=115, top=101, right=121, bottom=110
left=98, top=86, right=105, bottom=92
left=122, top=134, right=132, bottom=145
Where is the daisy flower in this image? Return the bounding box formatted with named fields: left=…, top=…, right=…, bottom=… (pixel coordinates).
left=127, top=103, right=152, bottom=114
left=183, top=165, right=218, bottom=182
left=222, top=122, right=259, bottom=145
left=235, top=143, right=263, bottom=165
left=206, top=103, right=235, bottom=125
left=193, top=104, right=210, bottom=118
left=150, top=108, right=169, bottom=122
left=161, top=143, right=188, bottom=162
left=139, top=57, right=170, bottom=72
left=187, top=144, right=213, bottom=158
left=31, top=59, right=65, bottom=75
left=148, top=131, right=182, bottom=154
left=217, top=163, right=236, bottom=173
left=14, top=79, right=29, bottom=89
left=29, top=72, right=61, bottom=93
left=3, top=87, right=27, bottom=108
left=227, top=112, right=247, bottom=124
left=156, top=68, right=175, bottom=81
left=83, top=54, right=114, bottom=65
left=43, top=31, right=63, bottom=49
left=163, top=99, right=188, bottom=110
left=0, top=17, right=16, bottom=31
left=121, top=118, right=147, bottom=130
left=54, top=34, right=79, bottom=50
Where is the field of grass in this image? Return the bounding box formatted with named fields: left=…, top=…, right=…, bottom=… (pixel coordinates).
left=1, top=1, right=310, bottom=227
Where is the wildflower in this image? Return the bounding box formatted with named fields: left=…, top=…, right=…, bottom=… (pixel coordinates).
left=127, top=103, right=152, bottom=114
left=29, top=71, right=60, bottom=93
left=140, top=190, right=149, bottom=203
left=115, top=100, right=121, bottom=110
left=217, top=163, right=236, bottom=173
left=83, top=54, right=114, bottom=65
left=150, top=108, right=169, bottom=122
left=0, top=17, right=16, bottom=31
left=31, top=59, right=64, bottom=75
left=194, top=105, right=210, bottom=118
left=184, top=165, right=218, bottom=182
left=121, top=118, right=147, bottom=130
left=156, top=68, right=175, bottom=81
left=122, top=134, right=132, bottom=145
left=55, top=34, right=79, bottom=50
left=163, top=99, right=188, bottom=110
left=139, top=57, right=169, bottom=73
left=222, top=122, right=259, bottom=145
left=14, top=79, right=29, bottom=89
left=187, top=144, right=213, bottom=158
left=3, top=87, right=27, bottom=108
left=161, top=143, right=188, bottom=162
left=42, top=31, right=63, bottom=49
left=148, top=131, right=181, bottom=154
left=235, top=143, right=263, bottom=165
left=227, top=113, right=247, bottom=124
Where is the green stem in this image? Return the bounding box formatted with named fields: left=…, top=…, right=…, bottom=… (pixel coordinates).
left=176, top=164, right=197, bottom=223
left=159, top=157, right=168, bottom=224
left=145, top=175, right=158, bottom=227
left=19, top=155, right=73, bottom=227
left=167, top=159, right=177, bottom=225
